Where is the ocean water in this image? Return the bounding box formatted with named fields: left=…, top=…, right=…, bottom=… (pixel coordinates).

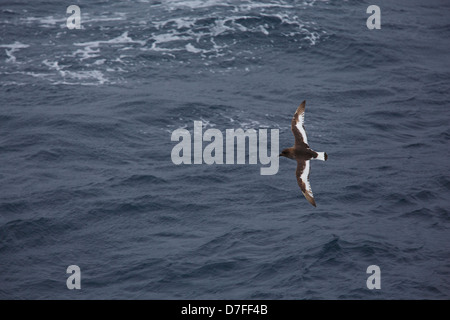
left=0, top=0, right=449, bottom=299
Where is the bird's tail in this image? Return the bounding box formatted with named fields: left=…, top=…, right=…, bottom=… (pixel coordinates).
left=315, top=152, right=328, bottom=161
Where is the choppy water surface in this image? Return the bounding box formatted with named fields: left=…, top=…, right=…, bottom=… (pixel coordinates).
left=0, top=0, right=449, bottom=299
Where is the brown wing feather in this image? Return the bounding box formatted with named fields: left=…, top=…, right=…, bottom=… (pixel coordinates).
left=295, top=159, right=316, bottom=207
left=291, top=100, right=309, bottom=148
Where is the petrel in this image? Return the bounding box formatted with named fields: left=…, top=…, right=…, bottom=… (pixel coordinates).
left=279, top=100, right=327, bottom=207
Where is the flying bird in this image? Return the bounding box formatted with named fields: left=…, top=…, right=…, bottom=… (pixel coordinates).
left=279, top=100, right=327, bottom=207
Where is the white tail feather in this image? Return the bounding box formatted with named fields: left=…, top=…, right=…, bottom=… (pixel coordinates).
left=315, top=152, right=327, bottom=161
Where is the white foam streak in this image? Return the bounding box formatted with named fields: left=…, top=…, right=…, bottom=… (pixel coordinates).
left=21, top=16, right=66, bottom=28
left=185, top=43, right=202, bottom=53
left=72, top=32, right=145, bottom=60
left=74, top=32, right=146, bottom=48
left=0, top=42, right=29, bottom=63
left=41, top=59, right=109, bottom=85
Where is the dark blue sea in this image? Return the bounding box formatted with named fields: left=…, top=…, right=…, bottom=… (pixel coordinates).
left=1, top=0, right=449, bottom=299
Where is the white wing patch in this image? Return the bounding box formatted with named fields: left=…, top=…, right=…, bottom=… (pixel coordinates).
left=295, top=111, right=308, bottom=145
left=301, top=160, right=313, bottom=197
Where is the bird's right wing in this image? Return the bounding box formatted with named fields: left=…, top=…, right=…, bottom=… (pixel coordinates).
left=296, top=159, right=316, bottom=207
left=291, top=100, right=309, bottom=148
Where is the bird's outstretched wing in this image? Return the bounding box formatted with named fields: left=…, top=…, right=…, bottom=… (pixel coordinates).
left=291, top=100, right=309, bottom=148
left=296, top=159, right=316, bottom=207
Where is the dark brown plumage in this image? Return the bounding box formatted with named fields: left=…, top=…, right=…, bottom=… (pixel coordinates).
left=279, top=100, right=328, bottom=207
